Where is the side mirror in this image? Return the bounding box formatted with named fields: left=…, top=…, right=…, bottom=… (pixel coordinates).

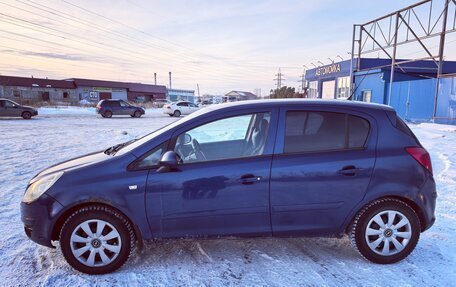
left=157, top=151, right=181, bottom=173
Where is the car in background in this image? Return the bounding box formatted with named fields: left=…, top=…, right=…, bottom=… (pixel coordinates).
left=21, top=99, right=436, bottom=274
left=163, top=101, right=199, bottom=117
left=0, top=98, right=38, bottom=119
left=152, top=99, right=171, bottom=108
left=96, top=99, right=145, bottom=118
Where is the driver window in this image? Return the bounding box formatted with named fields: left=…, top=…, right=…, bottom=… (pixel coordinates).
left=174, top=112, right=270, bottom=163
left=4, top=101, right=15, bottom=108
left=120, top=101, right=129, bottom=107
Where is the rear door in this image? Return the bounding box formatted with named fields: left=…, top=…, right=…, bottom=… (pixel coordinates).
left=270, top=106, right=377, bottom=236
left=177, top=102, right=189, bottom=114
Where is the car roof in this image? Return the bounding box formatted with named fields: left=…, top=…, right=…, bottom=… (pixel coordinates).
left=202, top=99, right=394, bottom=113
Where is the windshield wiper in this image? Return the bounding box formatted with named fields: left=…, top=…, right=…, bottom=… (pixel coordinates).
left=104, top=139, right=137, bottom=155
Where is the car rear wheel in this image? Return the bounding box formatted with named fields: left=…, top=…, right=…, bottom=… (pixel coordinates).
left=22, top=111, right=32, bottom=119
left=173, top=110, right=181, bottom=117
left=133, top=110, right=142, bottom=118
left=59, top=205, right=135, bottom=274
left=349, top=198, right=420, bottom=264
left=104, top=111, right=112, bottom=118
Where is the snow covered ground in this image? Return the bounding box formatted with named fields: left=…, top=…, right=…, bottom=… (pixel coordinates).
left=0, top=107, right=455, bottom=286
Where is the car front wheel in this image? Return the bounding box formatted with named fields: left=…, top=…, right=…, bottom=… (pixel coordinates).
left=349, top=198, right=420, bottom=264
left=59, top=205, right=135, bottom=274
left=133, top=110, right=142, bottom=118
left=22, top=111, right=32, bottom=119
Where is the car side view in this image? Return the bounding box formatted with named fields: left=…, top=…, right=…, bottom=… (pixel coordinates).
left=163, top=101, right=199, bottom=117
left=21, top=99, right=436, bottom=274
left=96, top=99, right=145, bottom=118
left=0, top=98, right=38, bottom=119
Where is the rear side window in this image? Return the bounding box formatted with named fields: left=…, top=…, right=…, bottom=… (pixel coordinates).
left=106, top=101, right=120, bottom=107
left=284, top=111, right=370, bottom=153
left=395, top=115, right=420, bottom=144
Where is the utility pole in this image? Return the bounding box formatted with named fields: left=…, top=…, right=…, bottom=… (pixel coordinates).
left=154, top=73, right=157, bottom=85
left=298, top=69, right=306, bottom=93
left=168, top=72, right=172, bottom=89
left=274, top=68, right=285, bottom=90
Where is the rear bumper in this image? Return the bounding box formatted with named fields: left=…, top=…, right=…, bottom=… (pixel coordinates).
left=419, top=176, right=437, bottom=231
left=21, top=194, right=65, bottom=248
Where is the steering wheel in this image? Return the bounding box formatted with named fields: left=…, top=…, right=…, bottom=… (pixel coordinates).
left=191, top=139, right=207, bottom=161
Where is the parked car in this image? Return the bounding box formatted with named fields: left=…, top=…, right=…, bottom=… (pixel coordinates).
left=152, top=99, right=171, bottom=108
left=163, top=101, right=199, bottom=117
left=0, top=98, right=38, bottom=119
left=21, top=99, right=436, bottom=274
left=96, top=99, right=145, bottom=118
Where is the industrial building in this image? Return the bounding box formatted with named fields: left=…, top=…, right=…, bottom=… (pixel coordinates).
left=225, top=91, right=257, bottom=101
left=167, top=88, right=195, bottom=103
left=0, top=75, right=77, bottom=105
left=304, top=0, right=456, bottom=124
left=70, top=78, right=167, bottom=103
left=0, top=75, right=168, bottom=104
left=304, top=59, right=456, bottom=123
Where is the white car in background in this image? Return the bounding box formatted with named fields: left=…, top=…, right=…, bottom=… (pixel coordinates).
left=163, top=101, right=200, bottom=117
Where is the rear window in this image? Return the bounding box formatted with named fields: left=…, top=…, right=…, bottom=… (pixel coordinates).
left=284, top=111, right=370, bottom=153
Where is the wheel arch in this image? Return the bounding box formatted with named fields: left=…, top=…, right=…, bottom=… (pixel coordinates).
left=51, top=201, right=144, bottom=248
left=345, top=195, right=427, bottom=233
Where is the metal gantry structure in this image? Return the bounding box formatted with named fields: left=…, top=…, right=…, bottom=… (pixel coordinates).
left=350, top=0, right=456, bottom=120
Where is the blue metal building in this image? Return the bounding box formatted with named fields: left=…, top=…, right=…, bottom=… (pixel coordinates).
left=304, top=58, right=456, bottom=124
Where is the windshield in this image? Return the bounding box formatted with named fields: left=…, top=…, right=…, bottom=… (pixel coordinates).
left=115, top=106, right=215, bottom=156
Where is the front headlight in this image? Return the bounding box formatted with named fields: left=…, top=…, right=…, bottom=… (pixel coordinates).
left=22, top=172, right=63, bottom=203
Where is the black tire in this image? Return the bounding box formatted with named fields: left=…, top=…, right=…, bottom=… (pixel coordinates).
left=173, top=110, right=181, bottom=117
left=104, top=111, right=112, bottom=118
left=349, top=198, right=420, bottom=264
left=59, top=205, right=135, bottom=274
left=22, top=111, right=32, bottom=119
left=133, top=110, right=142, bottom=118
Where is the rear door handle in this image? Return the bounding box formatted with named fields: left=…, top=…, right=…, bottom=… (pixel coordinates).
left=239, top=174, right=262, bottom=185
left=338, top=165, right=364, bottom=176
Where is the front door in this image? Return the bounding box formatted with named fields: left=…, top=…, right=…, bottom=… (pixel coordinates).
left=270, top=108, right=377, bottom=236
left=3, top=100, right=21, bottom=116
left=144, top=110, right=278, bottom=238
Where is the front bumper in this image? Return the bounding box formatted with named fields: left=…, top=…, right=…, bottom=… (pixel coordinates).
left=33, top=110, right=38, bottom=116
left=21, top=193, right=65, bottom=248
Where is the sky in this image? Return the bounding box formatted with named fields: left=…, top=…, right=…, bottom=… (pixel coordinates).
left=0, top=0, right=454, bottom=95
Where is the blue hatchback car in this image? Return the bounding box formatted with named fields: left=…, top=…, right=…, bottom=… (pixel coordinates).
left=21, top=99, right=436, bottom=274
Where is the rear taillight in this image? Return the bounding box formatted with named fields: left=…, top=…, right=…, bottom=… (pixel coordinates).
left=164, top=105, right=169, bottom=108
left=405, top=147, right=433, bottom=174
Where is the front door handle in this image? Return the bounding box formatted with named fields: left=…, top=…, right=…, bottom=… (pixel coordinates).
left=239, top=174, right=262, bottom=185
left=338, top=165, right=364, bottom=176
